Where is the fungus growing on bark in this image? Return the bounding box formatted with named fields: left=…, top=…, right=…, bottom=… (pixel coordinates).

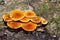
left=24, top=10, right=36, bottom=17
left=10, top=10, right=25, bottom=21
left=7, top=21, right=22, bottom=29
left=2, top=14, right=12, bottom=22
left=22, top=22, right=37, bottom=31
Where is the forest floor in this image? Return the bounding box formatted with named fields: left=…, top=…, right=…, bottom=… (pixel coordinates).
left=0, top=0, right=60, bottom=40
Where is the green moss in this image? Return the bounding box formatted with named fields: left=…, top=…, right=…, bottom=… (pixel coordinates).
left=34, top=2, right=57, bottom=16
left=56, top=15, right=60, bottom=29
left=55, top=6, right=60, bottom=12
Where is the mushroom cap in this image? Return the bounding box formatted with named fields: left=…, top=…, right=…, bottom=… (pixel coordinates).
left=31, top=16, right=41, bottom=23
left=41, top=17, right=48, bottom=24
left=20, top=17, right=30, bottom=22
left=2, top=14, right=12, bottom=22
left=22, top=22, right=37, bottom=31
left=7, top=21, right=22, bottom=29
left=10, top=10, right=25, bottom=21
left=24, top=10, right=36, bottom=17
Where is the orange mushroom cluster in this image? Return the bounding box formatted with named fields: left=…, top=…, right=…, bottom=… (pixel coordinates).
left=2, top=9, right=48, bottom=31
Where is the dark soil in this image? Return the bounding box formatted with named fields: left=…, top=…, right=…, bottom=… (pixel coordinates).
left=0, top=27, right=58, bottom=40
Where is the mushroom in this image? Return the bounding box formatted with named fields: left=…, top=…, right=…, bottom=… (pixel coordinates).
left=41, top=17, right=48, bottom=24
left=22, top=22, right=37, bottom=31
left=2, top=13, right=12, bottom=22
left=37, top=28, right=44, bottom=32
left=7, top=21, right=22, bottom=29
left=24, top=10, right=36, bottom=17
left=20, top=17, right=30, bottom=22
left=31, top=16, right=41, bottom=23
left=10, top=10, right=25, bottom=21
